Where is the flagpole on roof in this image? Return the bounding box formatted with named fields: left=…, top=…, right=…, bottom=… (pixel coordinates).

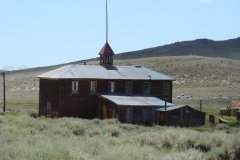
left=106, top=0, right=108, bottom=43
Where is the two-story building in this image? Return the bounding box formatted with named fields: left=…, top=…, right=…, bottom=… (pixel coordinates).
left=38, top=42, right=178, bottom=125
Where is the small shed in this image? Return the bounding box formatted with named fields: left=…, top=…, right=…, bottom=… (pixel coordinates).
left=236, top=110, right=240, bottom=121
left=156, top=105, right=205, bottom=127
left=98, top=95, right=205, bottom=127
left=98, top=95, right=174, bottom=125
left=220, top=101, right=240, bottom=116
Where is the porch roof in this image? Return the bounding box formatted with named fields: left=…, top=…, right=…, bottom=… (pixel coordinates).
left=99, top=95, right=175, bottom=107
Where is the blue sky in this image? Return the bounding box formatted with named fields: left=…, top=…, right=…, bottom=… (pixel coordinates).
left=0, top=0, right=239, bottom=67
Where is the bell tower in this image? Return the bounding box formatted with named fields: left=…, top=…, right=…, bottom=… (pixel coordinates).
left=99, top=0, right=114, bottom=66
left=99, top=42, right=114, bottom=66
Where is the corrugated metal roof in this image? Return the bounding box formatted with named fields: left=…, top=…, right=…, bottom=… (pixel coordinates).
left=156, top=105, right=186, bottom=111
left=38, top=64, right=174, bottom=80
left=100, top=95, right=175, bottom=107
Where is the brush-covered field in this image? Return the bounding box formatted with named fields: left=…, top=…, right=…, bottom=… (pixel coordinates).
left=0, top=111, right=240, bottom=160
left=0, top=56, right=240, bottom=159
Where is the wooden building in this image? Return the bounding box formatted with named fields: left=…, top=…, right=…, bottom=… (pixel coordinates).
left=236, top=110, right=240, bottom=121
left=156, top=105, right=205, bottom=127
left=38, top=42, right=174, bottom=120
left=220, top=101, right=240, bottom=117
left=98, top=95, right=174, bottom=125
left=38, top=2, right=205, bottom=126
left=38, top=41, right=205, bottom=127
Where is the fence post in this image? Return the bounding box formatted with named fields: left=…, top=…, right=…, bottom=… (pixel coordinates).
left=2, top=72, right=6, bottom=112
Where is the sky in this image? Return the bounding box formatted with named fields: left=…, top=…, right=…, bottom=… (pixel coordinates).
left=0, top=0, right=239, bottom=67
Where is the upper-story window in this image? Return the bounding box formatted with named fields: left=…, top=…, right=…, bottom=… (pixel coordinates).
left=90, top=81, right=97, bottom=94
left=72, top=81, right=79, bottom=94
left=163, top=82, right=170, bottom=96
left=126, top=82, right=133, bottom=95
left=143, top=82, right=151, bottom=96
left=109, top=81, right=115, bottom=93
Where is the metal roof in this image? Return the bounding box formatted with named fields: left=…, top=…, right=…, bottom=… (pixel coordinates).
left=156, top=105, right=186, bottom=111
left=100, top=95, right=175, bottom=107
left=99, top=42, right=115, bottom=56
left=38, top=64, right=174, bottom=80
left=232, top=106, right=240, bottom=110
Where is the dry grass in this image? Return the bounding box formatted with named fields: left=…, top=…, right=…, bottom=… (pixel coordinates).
left=0, top=111, right=240, bottom=160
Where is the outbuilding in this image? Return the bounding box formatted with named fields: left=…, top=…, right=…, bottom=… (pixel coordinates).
left=98, top=95, right=174, bottom=125
left=156, top=105, right=205, bottom=127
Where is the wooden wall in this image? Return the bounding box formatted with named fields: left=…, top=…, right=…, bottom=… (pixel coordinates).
left=98, top=97, right=156, bottom=125
left=58, top=80, right=97, bottom=118
left=151, top=80, right=172, bottom=103
left=39, top=78, right=173, bottom=118
left=156, top=106, right=205, bottom=127
left=39, top=79, right=59, bottom=116
left=97, top=79, right=172, bottom=102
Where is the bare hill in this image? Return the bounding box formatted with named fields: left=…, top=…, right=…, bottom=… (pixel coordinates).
left=0, top=56, right=239, bottom=103
left=113, top=38, right=240, bottom=60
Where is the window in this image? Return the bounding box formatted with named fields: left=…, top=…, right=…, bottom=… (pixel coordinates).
left=163, top=82, right=170, bottom=96
left=72, top=81, right=79, bottom=94
left=108, top=81, right=115, bottom=93
left=143, top=82, right=151, bottom=96
left=126, top=82, right=133, bottom=95
left=90, top=81, right=97, bottom=94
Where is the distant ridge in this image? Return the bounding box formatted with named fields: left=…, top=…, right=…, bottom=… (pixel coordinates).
left=113, top=37, right=240, bottom=60
left=2, top=37, right=240, bottom=74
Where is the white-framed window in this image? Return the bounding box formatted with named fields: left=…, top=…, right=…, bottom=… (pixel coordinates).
left=72, top=81, right=79, bottom=94
left=126, top=82, right=133, bottom=95
left=90, top=81, right=97, bottom=94
left=163, top=82, right=170, bottom=96
left=143, top=82, right=151, bottom=96
left=109, top=81, right=115, bottom=93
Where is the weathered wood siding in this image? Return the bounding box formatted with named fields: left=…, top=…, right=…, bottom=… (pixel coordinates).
left=58, top=80, right=97, bottom=118
left=97, top=79, right=172, bottom=102
left=98, top=97, right=156, bottom=125
left=151, top=80, right=172, bottom=103
left=39, top=78, right=173, bottom=119
left=39, top=79, right=59, bottom=116
left=156, top=106, right=205, bottom=127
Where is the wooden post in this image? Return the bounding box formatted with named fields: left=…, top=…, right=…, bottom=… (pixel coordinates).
left=209, top=115, right=215, bottom=123
left=200, top=100, right=202, bottom=112
left=2, top=72, right=6, bottom=112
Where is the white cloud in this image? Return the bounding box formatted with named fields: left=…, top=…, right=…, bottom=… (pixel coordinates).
left=199, top=0, right=211, bottom=3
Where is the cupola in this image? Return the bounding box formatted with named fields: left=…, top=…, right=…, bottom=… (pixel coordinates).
left=99, top=42, right=114, bottom=66
left=99, top=0, right=115, bottom=66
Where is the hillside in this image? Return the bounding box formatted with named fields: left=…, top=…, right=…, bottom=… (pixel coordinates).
left=0, top=56, right=239, bottom=105
left=112, top=38, right=240, bottom=60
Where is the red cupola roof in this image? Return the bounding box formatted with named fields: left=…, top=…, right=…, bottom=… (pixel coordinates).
left=99, top=42, right=115, bottom=56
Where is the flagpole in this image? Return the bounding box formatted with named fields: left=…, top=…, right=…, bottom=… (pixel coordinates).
left=106, top=0, right=108, bottom=42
